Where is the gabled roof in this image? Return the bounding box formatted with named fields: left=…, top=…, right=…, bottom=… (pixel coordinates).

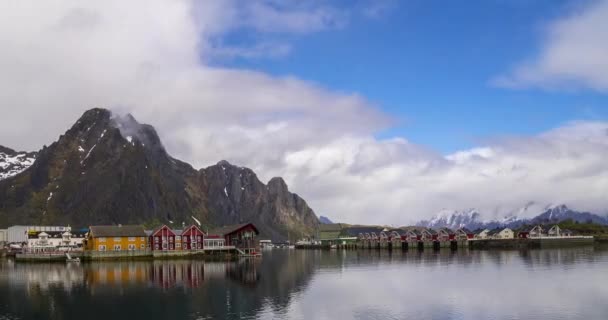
left=438, top=227, right=455, bottom=234
left=89, top=225, right=147, bottom=237
left=182, top=225, right=205, bottom=235
left=209, top=223, right=259, bottom=236
left=456, top=228, right=473, bottom=234
left=487, top=228, right=505, bottom=236
left=151, top=225, right=176, bottom=237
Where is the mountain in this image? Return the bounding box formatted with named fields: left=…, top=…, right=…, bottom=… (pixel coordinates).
left=417, top=204, right=608, bottom=230
left=0, top=146, right=36, bottom=181
left=318, top=216, right=333, bottom=224
left=417, top=208, right=487, bottom=230
left=529, top=204, right=607, bottom=225
left=0, top=108, right=318, bottom=241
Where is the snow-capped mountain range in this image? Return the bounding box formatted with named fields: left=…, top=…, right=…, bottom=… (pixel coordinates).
left=417, top=204, right=608, bottom=230
left=0, top=146, right=36, bottom=181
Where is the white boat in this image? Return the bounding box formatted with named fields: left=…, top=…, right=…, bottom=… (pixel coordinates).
left=65, top=252, right=80, bottom=263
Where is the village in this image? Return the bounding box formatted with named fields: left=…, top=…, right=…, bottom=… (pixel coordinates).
left=0, top=222, right=597, bottom=263
left=313, top=224, right=595, bottom=250
left=0, top=223, right=261, bottom=262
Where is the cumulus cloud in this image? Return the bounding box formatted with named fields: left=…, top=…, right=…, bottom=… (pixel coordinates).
left=494, top=0, right=608, bottom=91
left=0, top=0, right=607, bottom=225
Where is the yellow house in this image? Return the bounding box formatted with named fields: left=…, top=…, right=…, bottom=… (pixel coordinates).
left=85, top=225, right=148, bottom=252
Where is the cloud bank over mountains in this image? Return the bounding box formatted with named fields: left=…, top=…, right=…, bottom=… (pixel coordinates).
left=0, top=0, right=607, bottom=225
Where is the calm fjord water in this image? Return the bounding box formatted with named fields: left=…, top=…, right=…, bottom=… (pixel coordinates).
left=1, top=247, right=607, bottom=320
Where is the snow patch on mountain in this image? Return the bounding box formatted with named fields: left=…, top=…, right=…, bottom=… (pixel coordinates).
left=418, top=204, right=608, bottom=230
left=0, top=148, right=36, bottom=180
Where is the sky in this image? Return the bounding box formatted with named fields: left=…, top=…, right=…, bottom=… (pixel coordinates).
left=1, top=0, right=608, bottom=225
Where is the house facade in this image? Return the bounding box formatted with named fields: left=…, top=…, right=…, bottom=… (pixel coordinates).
left=437, top=228, right=456, bottom=242
left=150, top=225, right=178, bottom=251
left=492, top=228, right=514, bottom=239
left=475, top=229, right=490, bottom=239
left=547, top=225, right=562, bottom=237
left=181, top=225, right=205, bottom=250
left=456, top=228, right=474, bottom=240
left=85, top=225, right=148, bottom=252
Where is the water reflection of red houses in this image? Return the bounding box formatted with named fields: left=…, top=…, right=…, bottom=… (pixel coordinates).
left=149, top=261, right=205, bottom=289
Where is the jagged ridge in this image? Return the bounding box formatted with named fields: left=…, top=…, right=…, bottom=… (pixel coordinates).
left=0, top=108, right=318, bottom=241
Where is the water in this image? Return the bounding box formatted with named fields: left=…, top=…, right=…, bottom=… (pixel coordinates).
left=1, top=247, right=608, bottom=320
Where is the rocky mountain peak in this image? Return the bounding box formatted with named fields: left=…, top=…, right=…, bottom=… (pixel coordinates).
left=0, top=108, right=319, bottom=241
left=0, top=145, right=37, bottom=181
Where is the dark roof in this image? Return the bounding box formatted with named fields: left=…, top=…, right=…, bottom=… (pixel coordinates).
left=89, top=225, right=147, bottom=237
left=209, top=223, right=259, bottom=236
left=439, top=227, right=455, bottom=234
left=487, top=228, right=503, bottom=236
left=456, top=228, right=473, bottom=234
left=341, top=226, right=383, bottom=237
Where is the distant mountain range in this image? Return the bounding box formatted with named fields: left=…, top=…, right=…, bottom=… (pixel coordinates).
left=319, top=216, right=333, bottom=224
left=417, top=204, right=608, bottom=230
left=0, top=108, right=319, bottom=241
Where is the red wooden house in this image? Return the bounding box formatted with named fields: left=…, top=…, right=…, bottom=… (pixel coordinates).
left=456, top=228, right=475, bottom=240
left=181, top=225, right=205, bottom=250
left=150, top=225, right=176, bottom=251
left=208, top=223, right=260, bottom=254
left=437, top=228, right=456, bottom=242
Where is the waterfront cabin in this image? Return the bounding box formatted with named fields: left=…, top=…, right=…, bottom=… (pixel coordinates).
left=561, top=229, right=574, bottom=237
left=208, top=223, right=259, bottom=254
left=150, top=225, right=178, bottom=251
left=85, top=225, right=148, bottom=252
left=181, top=225, right=205, bottom=250
left=492, top=228, right=514, bottom=239
left=456, top=228, right=474, bottom=240
left=529, top=225, right=544, bottom=238
left=517, top=228, right=530, bottom=239
left=547, top=225, right=562, bottom=237
left=437, top=228, right=456, bottom=242
left=405, top=229, right=422, bottom=243
left=421, top=229, right=438, bottom=242
left=475, top=229, right=490, bottom=239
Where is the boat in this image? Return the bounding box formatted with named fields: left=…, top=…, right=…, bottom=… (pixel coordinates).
left=65, top=252, right=80, bottom=263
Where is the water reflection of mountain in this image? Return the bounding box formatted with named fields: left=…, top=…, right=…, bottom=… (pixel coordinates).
left=0, top=250, right=318, bottom=320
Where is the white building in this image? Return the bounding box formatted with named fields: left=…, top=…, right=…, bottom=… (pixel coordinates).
left=492, top=228, right=514, bottom=239
left=26, top=228, right=86, bottom=252
left=475, top=229, right=490, bottom=239
left=7, top=225, right=69, bottom=243
left=0, top=229, right=7, bottom=245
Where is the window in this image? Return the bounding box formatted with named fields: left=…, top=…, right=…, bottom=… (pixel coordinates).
left=155, top=237, right=160, bottom=243
left=176, top=236, right=181, bottom=241
left=128, top=244, right=136, bottom=251
left=98, top=245, right=106, bottom=251
left=176, top=243, right=181, bottom=248
left=141, top=244, right=145, bottom=249
left=98, top=237, right=106, bottom=242
left=128, top=237, right=135, bottom=242
left=183, top=236, right=189, bottom=242
left=113, top=245, right=121, bottom=251
left=141, top=237, right=145, bottom=241
left=113, top=237, right=121, bottom=242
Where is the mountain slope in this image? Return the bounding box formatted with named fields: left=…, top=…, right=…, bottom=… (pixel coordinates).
left=0, top=146, right=36, bottom=181
left=0, top=108, right=318, bottom=240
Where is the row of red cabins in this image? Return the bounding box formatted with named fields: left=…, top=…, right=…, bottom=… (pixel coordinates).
left=356, top=227, right=475, bottom=244
left=146, top=223, right=259, bottom=253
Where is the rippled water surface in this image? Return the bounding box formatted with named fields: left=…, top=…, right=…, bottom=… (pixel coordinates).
left=1, top=247, right=608, bottom=320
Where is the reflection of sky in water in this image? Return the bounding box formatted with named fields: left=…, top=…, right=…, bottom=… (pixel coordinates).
left=0, top=247, right=607, bottom=320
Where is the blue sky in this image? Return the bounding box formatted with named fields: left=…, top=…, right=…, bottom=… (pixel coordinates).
left=214, top=0, right=608, bottom=153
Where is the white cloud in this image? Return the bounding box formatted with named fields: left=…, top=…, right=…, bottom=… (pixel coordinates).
left=1, top=1, right=607, bottom=226
left=494, top=0, right=608, bottom=91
